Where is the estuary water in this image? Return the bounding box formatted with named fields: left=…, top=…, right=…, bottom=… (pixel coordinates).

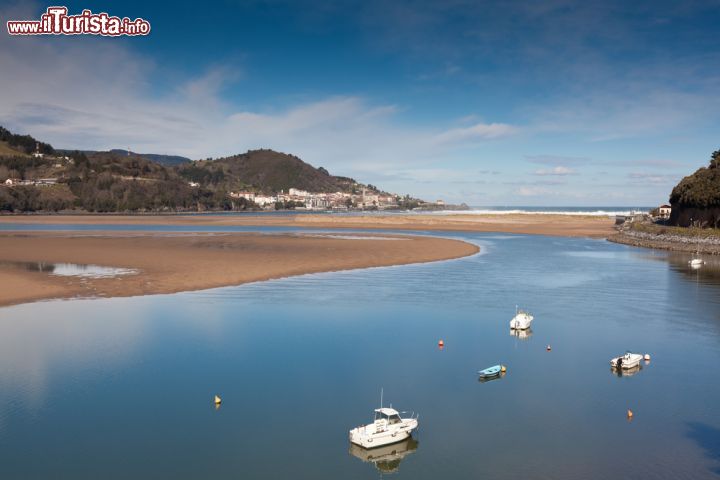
left=0, top=230, right=719, bottom=479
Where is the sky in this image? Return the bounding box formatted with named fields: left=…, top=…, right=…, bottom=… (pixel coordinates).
left=1, top=0, right=720, bottom=206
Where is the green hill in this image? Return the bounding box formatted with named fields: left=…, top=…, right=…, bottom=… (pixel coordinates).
left=178, top=149, right=359, bottom=194
left=0, top=126, right=392, bottom=213
left=669, top=149, right=720, bottom=227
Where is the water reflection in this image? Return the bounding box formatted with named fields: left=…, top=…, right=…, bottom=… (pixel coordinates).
left=637, top=251, right=720, bottom=285
left=0, top=261, right=137, bottom=278
left=509, top=328, right=533, bottom=340
left=348, top=437, right=418, bottom=474
left=611, top=364, right=643, bottom=377
left=478, top=372, right=506, bottom=383
left=686, top=422, right=720, bottom=476
left=1, top=231, right=720, bottom=479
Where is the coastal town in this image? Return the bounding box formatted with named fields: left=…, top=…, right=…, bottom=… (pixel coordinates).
left=228, top=187, right=445, bottom=210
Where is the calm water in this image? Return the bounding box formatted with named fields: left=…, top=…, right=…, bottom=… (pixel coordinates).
left=1, top=231, right=719, bottom=479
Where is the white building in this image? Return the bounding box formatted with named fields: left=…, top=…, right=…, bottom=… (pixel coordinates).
left=288, top=188, right=310, bottom=197
left=254, top=195, right=277, bottom=206
left=35, top=178, right=58, bottom=186
left=658, top=204, right=672, bottom=219
left=229, top=191, right=256, bottom=201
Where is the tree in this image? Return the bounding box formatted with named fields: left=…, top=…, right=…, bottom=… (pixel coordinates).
left=711, top=149, right=720, bottom=169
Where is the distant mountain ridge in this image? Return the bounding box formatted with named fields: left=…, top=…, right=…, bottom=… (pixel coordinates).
left=56, top=149, right=193, bottom=166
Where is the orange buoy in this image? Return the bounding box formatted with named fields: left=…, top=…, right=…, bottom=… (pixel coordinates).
left=546, top=345, right=552, bottom=351
left=627, top=409, right=633, bottom=419
left=438, top=339, right=444, bottom=348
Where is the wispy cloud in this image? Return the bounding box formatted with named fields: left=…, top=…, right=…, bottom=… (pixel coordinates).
left=525, top=155, right=590, bottom=166
left=0, top=17, right=514, bottom=180
left=431, top=122, right=517, bottom=145
left=534, top=166, right=576, bottom=176
left=628, top=172, right=683, bottom=185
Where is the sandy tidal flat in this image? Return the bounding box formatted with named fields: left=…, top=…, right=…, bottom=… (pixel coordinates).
left=0, top=232, right=478, bottom=307
left=0, top=213, right=616, bottom=237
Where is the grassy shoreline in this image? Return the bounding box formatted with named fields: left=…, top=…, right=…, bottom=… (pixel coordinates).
left=609, top=221, right=720, bottom=254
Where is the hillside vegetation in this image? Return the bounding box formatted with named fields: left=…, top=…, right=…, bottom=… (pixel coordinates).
left=179, top=149, right=358, bottom=194
left=0, top=126, right=54, bottom=155
left=669, top=149, right=720, bottom=228
left=0, top=127, right=387, bottom=213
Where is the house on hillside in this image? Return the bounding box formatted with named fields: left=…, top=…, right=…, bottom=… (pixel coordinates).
left=658, top=204, right=671, bottom=219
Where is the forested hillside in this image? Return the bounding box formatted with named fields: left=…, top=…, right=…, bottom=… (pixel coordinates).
left=669, top=149, right=720, bottom=227
left=0, top=127, right=387, bottom=213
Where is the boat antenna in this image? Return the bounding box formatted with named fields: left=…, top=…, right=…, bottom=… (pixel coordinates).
left=380, top=387, right=383, bottom=408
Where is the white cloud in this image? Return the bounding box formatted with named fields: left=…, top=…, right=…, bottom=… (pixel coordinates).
left=431, top=122, right=517, bottom=145
left=526, top=154, right=590, bottom=166
left=628, top=172, right=683, bottom=185
left=0, top=13, right=515, bottom=185
left=534, top=166, right=576, bottom=176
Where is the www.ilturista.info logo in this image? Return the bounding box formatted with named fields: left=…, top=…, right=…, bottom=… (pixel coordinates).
left=7, top=6, right=150, bottom=36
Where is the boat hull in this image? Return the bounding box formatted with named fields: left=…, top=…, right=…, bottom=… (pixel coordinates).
left=610, top=353, right=643, bottom=369
left=349, top=418, right=418, bottom=449
left=510, top=313, right=533, bottom=330
left=478, top=365, right=502, bottom=378
left=350, top=429, right=412, bottom=449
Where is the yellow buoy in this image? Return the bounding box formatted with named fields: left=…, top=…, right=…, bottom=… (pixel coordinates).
left=500, top=365, right=507, bottom=373
left=214, top=395, right=222, bottom=405
left=627, top=409, right=633, bottom=419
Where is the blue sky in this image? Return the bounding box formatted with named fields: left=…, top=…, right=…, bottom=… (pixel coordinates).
left=1, top=0, right=720, bottom=205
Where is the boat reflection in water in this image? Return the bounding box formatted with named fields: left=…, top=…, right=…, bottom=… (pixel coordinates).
left=611, top=364, right=642, bottom=377
left=509, top=327, right=533, bottom=340
left=478, top=371, right=506, bottom=383
left=348, top=437, right=418, bottom=474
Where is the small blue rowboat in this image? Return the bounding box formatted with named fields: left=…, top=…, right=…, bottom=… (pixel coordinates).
left=478, top=365, right=503, bottom=378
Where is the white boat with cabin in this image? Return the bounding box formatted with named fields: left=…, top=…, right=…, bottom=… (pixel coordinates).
left=349, top=406, right=419, bottom=449
left=610, top=352, right=643, bottom=369
left=510, top=306, right=533, bottom=330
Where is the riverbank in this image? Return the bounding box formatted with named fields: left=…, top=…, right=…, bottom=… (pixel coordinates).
left=0, top=213, right=615, bottom=238
left=609, top=224, right=720, bottom=254
left=0, top=231, right=478, bottom=307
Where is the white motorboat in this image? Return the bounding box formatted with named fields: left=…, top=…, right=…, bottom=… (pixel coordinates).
left=610, top=352, right=643, bottom=369
left=349, top=406, right=419, bottom=449
left=510, top=306, right=533, bottom=330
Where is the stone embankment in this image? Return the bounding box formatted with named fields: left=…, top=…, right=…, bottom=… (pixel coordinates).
left=609, top=227, right=720, bottom=254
